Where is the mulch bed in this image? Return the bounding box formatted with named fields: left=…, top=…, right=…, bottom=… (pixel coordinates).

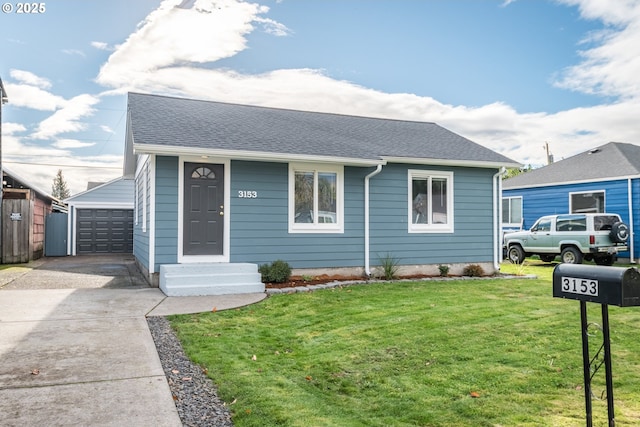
left=264, top=273, right=452, bottom=289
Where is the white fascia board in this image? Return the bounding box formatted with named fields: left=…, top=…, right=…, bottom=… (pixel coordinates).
left=504, top=174, right=640, bottom=190
left=133, top=144, right=383, bottom=167
left=67, top=201, right=133, bottom=209
left=382, top=156, right=521, bottom=169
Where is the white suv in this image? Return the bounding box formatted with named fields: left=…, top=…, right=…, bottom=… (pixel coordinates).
left=504, top=213, right=629, bottom=265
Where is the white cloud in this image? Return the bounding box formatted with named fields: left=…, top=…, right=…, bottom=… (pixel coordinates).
left=4, top=82, right=67, bottom=111
left=554, top=0, right=640, bottom=99
left=96, top=0, right=274, bottom=90
left=2, top=130, right=122, bottom=194
left=1, top=122, right=27, bottom=134
left=90, top=0, right=640, bottom=169
left=52, top=139, right=96, bottom=149
left=100, top=125, right=115, bottom=133
left=255, top=17, right=291, bottom=36
left=91, top=41, right=112, bottom=50
left=62, top=49, right=86, bottom=57
left=31, top=94, right=100, bottom=139
left=10, top=69, right=51, bottom=89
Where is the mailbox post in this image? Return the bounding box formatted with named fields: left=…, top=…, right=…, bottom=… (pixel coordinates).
left=553, top=264, right=640, bottom=427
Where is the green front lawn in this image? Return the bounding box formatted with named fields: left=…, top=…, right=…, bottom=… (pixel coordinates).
left=169, top=262, right=640, bottom=426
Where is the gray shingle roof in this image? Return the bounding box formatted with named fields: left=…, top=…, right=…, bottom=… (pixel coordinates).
left=504, top=142, right=640, bottom=189
left=127, top=93, right=517, bottom=167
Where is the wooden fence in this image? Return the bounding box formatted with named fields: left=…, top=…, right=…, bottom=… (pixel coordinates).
left=2, top=198, right=33, bottom=264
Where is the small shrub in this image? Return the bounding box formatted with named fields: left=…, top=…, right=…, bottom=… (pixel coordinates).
left=438, top=265, right=450, bottom=277
left=463, top=264, right=485, bottom=277
left=378, top=253, right=400, bottom=280
left=259, top=260, right=292, bottom=283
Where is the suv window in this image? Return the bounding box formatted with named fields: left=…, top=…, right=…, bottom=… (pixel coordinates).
left=556, top=215, right=586, bottom=232
left=532, top=218, right=552, bottom=232
left=593, top=215, right=619, bottom=231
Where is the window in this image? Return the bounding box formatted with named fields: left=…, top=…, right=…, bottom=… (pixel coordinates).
left=556, top=215, right=586, bottom=232
left=570, top=191, right=605, bottom=213
left=502, top=197, right=522, bottom=226
left=532, top=218, right=551, bottom=232
left=408, top=170, right=453, bottom=232
left=289, top=164, right=343, bottom=233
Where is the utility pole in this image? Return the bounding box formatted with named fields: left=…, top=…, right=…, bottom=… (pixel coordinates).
left=544, top=142, right=554, bottom=165
left=0, top=78, right=8, bottom=264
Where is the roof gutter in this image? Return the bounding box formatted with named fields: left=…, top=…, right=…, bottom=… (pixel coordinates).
left=364, top=164, right=384, bottom=277
left=494, top=167, right=507, bottom=271
left=381, top=156, right=520, bottom=170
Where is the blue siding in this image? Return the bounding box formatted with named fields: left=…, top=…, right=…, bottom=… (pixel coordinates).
left=503, top=178, right=638, bottom=259
left=137, top=157, right=499, bottom=270
left=154, top=156, right=179, bottom=271
left=230, top=161, right=497, bottom=268
left=67, top=178, right=134, bottom=205
left=230, top=161, right=367, bottom=268
left=369, top=164, right=495, bottom=266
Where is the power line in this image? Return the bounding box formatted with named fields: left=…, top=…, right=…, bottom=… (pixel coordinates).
left=3, top=160, right=121, bottom=169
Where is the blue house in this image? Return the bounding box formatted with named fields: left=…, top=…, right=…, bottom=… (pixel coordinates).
left=502, top=142, right=640, bottom=262
left=125, top=93, right=518, bottom=295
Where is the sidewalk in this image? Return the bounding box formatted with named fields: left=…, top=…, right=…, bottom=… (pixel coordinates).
left=0, top=256, right=266, bottom=426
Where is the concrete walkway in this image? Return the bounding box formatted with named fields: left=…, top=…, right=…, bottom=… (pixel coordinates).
left=0, top=255, right=266, bottom=426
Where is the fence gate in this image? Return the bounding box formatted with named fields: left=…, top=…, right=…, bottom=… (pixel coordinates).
left=2, top=198, right=32, bottom=263
left=45, top=212, right=68, bottom=256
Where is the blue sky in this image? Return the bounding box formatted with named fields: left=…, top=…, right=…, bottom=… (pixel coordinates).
left=1, top=0, right=639, bottom=195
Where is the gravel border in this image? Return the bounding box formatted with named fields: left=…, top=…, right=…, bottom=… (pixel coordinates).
left=147, top=316, right=234, bottom=427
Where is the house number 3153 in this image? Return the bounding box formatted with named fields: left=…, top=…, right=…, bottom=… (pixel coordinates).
left=238, top=190, right=258, bottom=198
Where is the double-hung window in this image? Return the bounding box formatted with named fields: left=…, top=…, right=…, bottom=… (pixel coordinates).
left=408, top=170, right=453, bottom=233
left=502, top=196, right=522, bottom=228
left=289, top=163, right=344, bottom=233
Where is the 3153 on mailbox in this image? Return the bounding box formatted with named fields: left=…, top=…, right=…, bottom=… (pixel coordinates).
left=553, top=263, right=640, bottom=307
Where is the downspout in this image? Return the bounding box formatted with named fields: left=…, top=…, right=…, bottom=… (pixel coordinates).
left=365, top=164, right=383, bottom=277
left=493, top=167, right=507, bottom=271
left=628, top=178, right=635, bottom=263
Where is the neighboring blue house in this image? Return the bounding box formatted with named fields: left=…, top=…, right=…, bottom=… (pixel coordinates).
left=125, top=93, right=519, bottom=295
left=502, top=142, right=640, bottom=262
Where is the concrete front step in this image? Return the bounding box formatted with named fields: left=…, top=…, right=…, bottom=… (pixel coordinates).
left=159, top=263, right=265, bottom=296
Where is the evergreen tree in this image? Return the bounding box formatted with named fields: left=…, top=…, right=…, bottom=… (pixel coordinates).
left=51, top=169, right=71, bottom=199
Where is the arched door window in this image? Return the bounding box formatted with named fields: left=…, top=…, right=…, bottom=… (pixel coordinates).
left=191, top=166, right=216, bottom=179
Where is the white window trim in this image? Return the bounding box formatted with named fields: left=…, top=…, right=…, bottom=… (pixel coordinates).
left=288, top=163, right=344, bottom=234
left=142, top=163, right=148, bottom=233
left=408, top=169, right=454, bottom=233
left=502, top=196, right=523, bottom=227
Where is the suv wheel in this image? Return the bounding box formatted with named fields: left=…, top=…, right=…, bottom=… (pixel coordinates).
left=507, top=245, right=525, bottom=264
left=561, top=247, right=583, bottom=264
left=610, top=222, right=629, bottom=243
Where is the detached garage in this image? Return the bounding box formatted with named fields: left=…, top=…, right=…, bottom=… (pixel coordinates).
left=66, top=177, right=134, bottom=255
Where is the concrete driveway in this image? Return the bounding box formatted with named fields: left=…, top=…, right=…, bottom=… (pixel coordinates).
left=0, top=255, right=266, bottom=426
